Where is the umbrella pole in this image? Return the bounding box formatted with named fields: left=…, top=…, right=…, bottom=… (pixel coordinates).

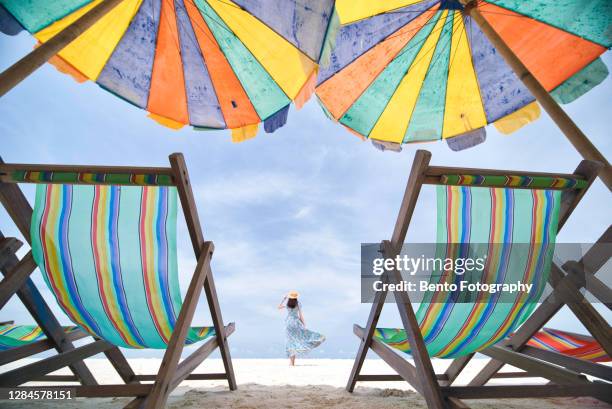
left=0, top=0, right=125, bottom=98
left=464, top=2, right=612, bottom=191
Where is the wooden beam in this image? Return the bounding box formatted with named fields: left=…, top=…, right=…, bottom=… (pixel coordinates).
left=0, top=182, right=35, bottom=242
left=565, top=226, right=611, bottom=275
left=462, top=1, right=612, bottom=190
left=347, top=150, right=432, bottom=394
left=169, top=152, right=237, bottom=391
left=521, top=346, right=612, bottom=382
left=0, top=252, right=36, bottom=309
left=356, top=374, right=449, bottom=382
left=490, top=372, right=532, bottom=379
left=0, top=230, right=96, bottom=385
left=549, top=264, right=612, bottom=356
left=482, top=345, right=589, bottom=385
left=144, top=242, right=214, bottom=408
left=354, top=325, right=422, bottom=394
left=134, top=373, right=228, bottom=382
left=444, top=354, right=474, bottom=385
left=564, top=260, right=612, bottom=309
left=104, top=347, right=139, bottom=385
left=443, top=384, right=612, bottom=400
left=171, top=323, right=235, bottom=390
left=383, top=151, right=448, bottom=409
left=32, top=375, right=79, bottom=382
left=557, top=160, right=602, bottom=230
left=391, top=150, right=432, bottom=246
left=356, top=374, right=404, bottom=382
left=469, top=268, right=605, bottom=386
left=0, top=340, right=113, bottom=386
left=355, top=326, right=472, bottom=409
left=346, top=265, right=389, bottom=392
left=383, top=241, right=447, bottom=409
left=468, top=166, right=603, bottom=386
left=0, top=237, right=22, bottom=268
left=0, top=329, right=88, bottom=365
left=0, top=0, right=126, bottom=97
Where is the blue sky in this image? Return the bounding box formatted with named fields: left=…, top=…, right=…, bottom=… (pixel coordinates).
left=1, top=32, right=610, bottom=359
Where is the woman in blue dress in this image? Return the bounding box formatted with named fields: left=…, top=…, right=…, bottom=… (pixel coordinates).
left=278, top=291, right=325, bottom=366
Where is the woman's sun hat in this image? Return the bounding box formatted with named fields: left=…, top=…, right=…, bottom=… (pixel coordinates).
left=287, top=291, right=299, bottom=299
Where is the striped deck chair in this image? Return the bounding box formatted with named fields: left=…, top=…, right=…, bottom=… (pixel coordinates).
left=528, top=329, right=610, bottom=363
left=0, top=324, right=89, bottom=368
left=0, top=154, right=236, bottom=409
left=347, top=150, right=611, bottom=409
left=473, top=327, right=612, bottom=384
left=0, top=324, right=78, bottom=350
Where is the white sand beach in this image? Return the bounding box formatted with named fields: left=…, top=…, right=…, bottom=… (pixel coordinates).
left=2, top=358, right=608, bottom=408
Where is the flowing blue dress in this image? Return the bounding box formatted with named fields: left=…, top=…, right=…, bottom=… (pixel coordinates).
left=285, top=303, right=325, bottom=357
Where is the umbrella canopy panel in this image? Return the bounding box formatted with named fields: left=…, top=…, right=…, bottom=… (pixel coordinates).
left=0, top=0, right=334, bottom=139
left=316, top=0, right=611, bottom=148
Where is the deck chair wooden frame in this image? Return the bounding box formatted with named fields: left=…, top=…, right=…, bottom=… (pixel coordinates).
left=346, top=149, right=611, bottom=409
left=0, top=233, right=98, bottom=385
left=454, top=225, right=612, bottom=387
left=0, top=153, right=237, bottom=409
left=0, top=244, right=90, bottom=368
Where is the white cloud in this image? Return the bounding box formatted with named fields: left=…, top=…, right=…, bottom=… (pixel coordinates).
left=195, top=172, right=300, bottom=207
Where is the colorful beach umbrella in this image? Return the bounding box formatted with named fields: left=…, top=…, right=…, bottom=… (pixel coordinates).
left=0, top=0, right=334, bottom=141
left=316, top=0, right=611, bottom=153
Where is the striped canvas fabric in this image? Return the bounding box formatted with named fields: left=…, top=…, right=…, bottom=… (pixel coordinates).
left=527, top=328, right=610, bottom=363
left=0, top=324, right=78, bottom=350
left=375, top=186, right=561, bottom=358
left=11, top=170, right=174, bottom=186
left=440, top=174, right=587, bottom=190
left=30, top=184, right=215, bottom=349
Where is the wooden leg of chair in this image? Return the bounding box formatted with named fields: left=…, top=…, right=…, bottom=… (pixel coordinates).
left=444, top=354, right=474, bottom=385
left=470, top=226, right=611, bottom=385
left=346, top=277, right=388, bottom=392
left=0, top=340, right=112, bottom=386
left=203, top=272, right=237, bottom=390
left=388, top=261, right=446, bottom=409
left=169, top=152, right=237, bottom=391
left=549, top=264, right=612, bottom=356
left=0, top=252, right=36, bottom=309
left=0, top=181, right=99, bottom=385
left=0, top=233, right=97, bottom=385
left=104, top=347, right=139, bottom=384
left=144, top=242, right=213, bottom=409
